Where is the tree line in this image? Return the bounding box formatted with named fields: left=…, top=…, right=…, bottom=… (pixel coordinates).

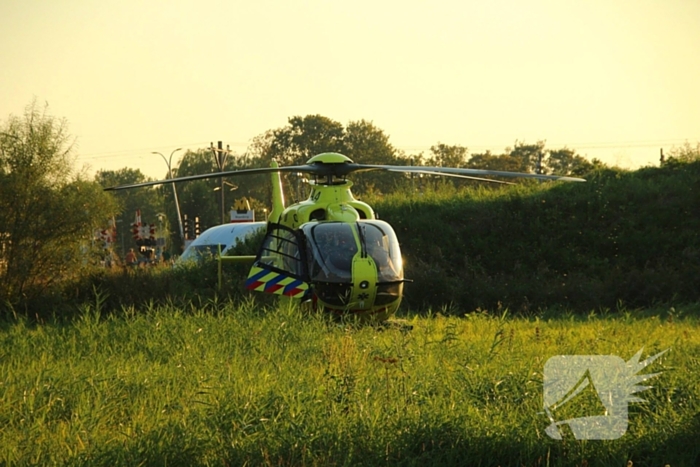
left=95, top=114, right=606, bottom=258
left=5, top=102, right=696, bottom=307
left=0, top=101, right=116, bottom=304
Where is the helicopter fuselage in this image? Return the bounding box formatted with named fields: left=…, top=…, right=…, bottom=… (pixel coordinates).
left=245, top=164, right=405, bottom=321
left=106, top=151, right=583, bottom=322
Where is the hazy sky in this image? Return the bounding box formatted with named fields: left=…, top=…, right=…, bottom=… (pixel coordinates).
left=2, top=0, right=699, bottom=179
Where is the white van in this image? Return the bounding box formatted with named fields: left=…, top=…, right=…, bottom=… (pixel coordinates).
left=176, top=222, right=266, bottom=264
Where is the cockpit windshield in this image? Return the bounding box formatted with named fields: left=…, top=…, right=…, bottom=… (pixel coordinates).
left=305, top=223, right=358, bottom=282
left=303, top=220, right=403, bottom=284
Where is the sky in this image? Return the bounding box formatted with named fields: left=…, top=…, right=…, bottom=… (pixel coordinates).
left=2, top=0, right=699, bottom=180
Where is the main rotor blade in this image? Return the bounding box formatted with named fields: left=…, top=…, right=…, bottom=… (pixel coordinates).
left=358, top=165, right=587, bottom=182
left=384, top=168, right=516, bottom=185
left=103, top=159, right=585, bottom=191
left=103, top=164, right=318, bottom=191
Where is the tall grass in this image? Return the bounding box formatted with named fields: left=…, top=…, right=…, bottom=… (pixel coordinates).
left=2, top=300, right=698, bottom=466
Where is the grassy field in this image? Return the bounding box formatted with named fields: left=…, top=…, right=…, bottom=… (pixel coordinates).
left=2, top=299, right=699, bottom=466
left=3, top=147, right=699, bottom=466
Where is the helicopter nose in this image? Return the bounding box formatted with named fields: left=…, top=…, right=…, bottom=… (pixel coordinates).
left=349, top=256, right=378, bottom=309
left=313, top=256, right=378, bottom=311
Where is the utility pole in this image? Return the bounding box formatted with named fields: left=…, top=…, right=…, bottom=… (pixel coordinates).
left=211, top=141, right=230, bottom=224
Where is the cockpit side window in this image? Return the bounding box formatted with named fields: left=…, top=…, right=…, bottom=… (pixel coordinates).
left=360, top=221, right=403, bottom=282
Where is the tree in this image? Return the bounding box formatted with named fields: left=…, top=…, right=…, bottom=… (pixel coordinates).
left=0, top=101, right=117, bottom=304
left=508, top=140, right=546, bottom=173
left=545, top=148, right=597, bottom=176
left=429, top=143, right=469, bottom=168
left=267, top=115, right=346, bottom=167
left=416, top=143, right=471, bottom=189
left=251, top=115, right=402, bottom=198
left=343, top=120, right=398, bottom=194
left=467, top=150, right=525, bottom=172
left=167, top=149, right=221, bottom=241
left=467, top=143, right=600, bottom=180
left=666, top=141, right=700, bottom=163
left=254, top=115, right=347, bottom=202
left=239, top=130, right=281, bottom=211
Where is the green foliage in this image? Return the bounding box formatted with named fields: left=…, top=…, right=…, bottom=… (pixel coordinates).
left=430, top=143, right=469, bottom=168
left=218, top=227, right=279, bottom=305
left=507, top=140, right=546, bottom=173
left=344, top=120, right=398, bottom=195
left=269, top=114, right=347, bottom=167
left=465, top=142, right=597, bottom=177
left=10, top=223, right=268, bottom=320
left=666, top=141, right=700, bottom=163
left=252, top=115, right=402, bottom=198
left=467, top=149, right=525, bottom=172
left=54, top=262, right=226, bottom=319
left=155, top=149, right=221, bottom=250
left=1, top=303, right=698, bottom=466
left=171, top=149, right=220, bottom=225
left=157, top=148, right=269, bottom=254
left=375, top=160, right=700, bottom=313
left=0, top=102, right=117, bottom=306
left=547, top=147, right=599, bottom=176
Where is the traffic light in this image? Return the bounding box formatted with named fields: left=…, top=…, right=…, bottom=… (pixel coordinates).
left=132, top=209, right=143, bottom=241
left=147, top=224, right=156, bottom=246
left=183, top=215, right=190, bottom=240
left=195, top=217, right=200, bottom=237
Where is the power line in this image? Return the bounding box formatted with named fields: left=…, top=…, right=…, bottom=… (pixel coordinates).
left=74, top=137, right=699, bottom=162
left=75, top=141, right=209, bottom=159
left=396, top=138, right=699, bottom=153
left=559, top=139, right=699, bottom=150
left=75, top=141, right=250, bottom=161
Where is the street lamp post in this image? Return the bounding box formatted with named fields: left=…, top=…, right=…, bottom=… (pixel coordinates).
left=152, top=148, right=185, bottom=250
left=211, top=141, right=230, bottom=224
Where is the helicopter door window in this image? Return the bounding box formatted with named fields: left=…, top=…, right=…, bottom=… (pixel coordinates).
left=304, top=223, right=358, bottom=283
left=360, top=221, right=403, bottom=282
left=257, top=224, right=305, bottom=278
